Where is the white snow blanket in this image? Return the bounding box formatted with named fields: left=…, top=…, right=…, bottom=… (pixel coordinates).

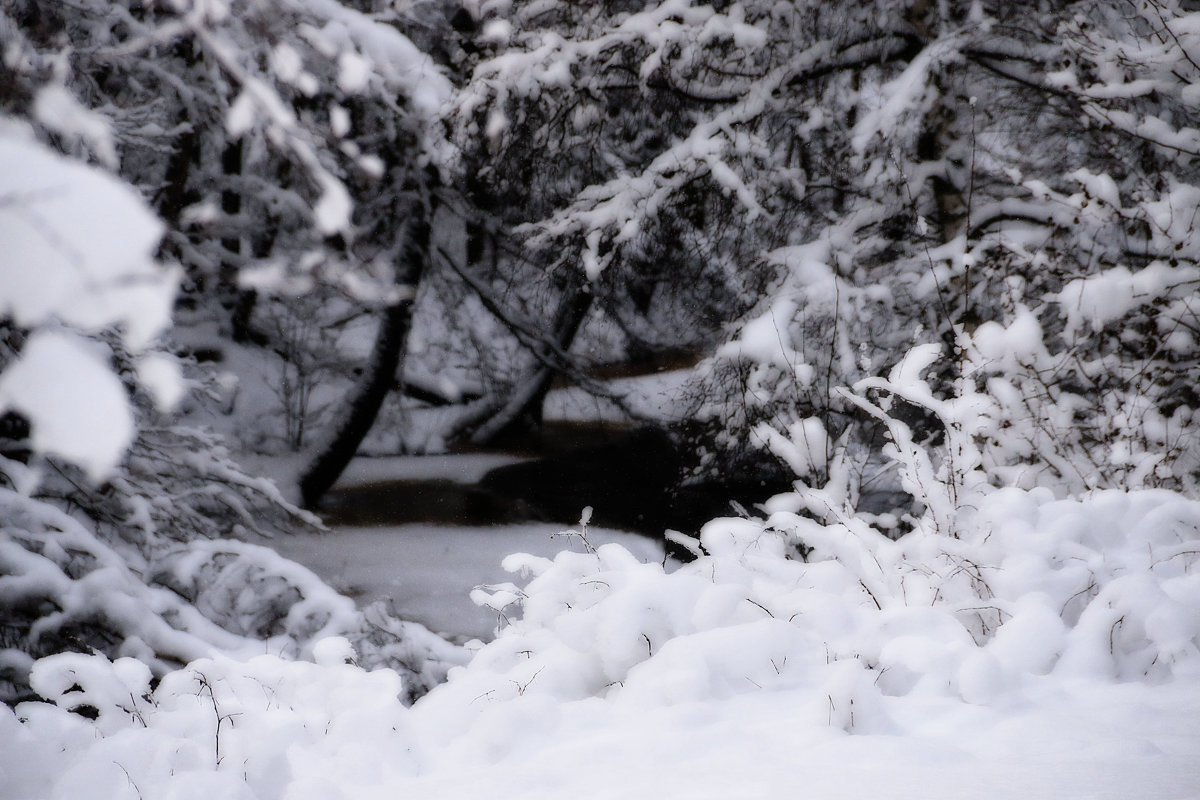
left=4, top=487, right=1199, bottom=799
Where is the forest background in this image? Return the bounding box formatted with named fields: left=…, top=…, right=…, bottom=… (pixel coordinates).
left=2, top=0, right=1200, bottom=797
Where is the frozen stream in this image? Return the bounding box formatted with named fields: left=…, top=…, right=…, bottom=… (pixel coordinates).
left=271, top=453, right=666, bottom=641
left=271, top=522, right=665, bottom=642
left=266, top=377, right=697, bottom=641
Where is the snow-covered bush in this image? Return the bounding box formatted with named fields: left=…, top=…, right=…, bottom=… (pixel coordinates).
left=3, top=644, right=421, bottom=800
left=421, top=322, right=1200, bottom=734
left=0, top=487, right=464, bottom=705
left=0, top=8, right=463, bottom=707
left=947, top=0, right=1200, bottom=493
left=439, top=485, right=1200, bottom=731
left=149, top=539, right=465, bottom=701
left=0, top=488, right=253, bottom=703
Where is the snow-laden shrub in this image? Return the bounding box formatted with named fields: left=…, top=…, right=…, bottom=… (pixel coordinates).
left=0, top=488, right=256, bottom=703
left=2, top=643, right=420, bottom=800
left=36, top=419, right=326, bottom=550
left=0, top=488, right=464, bottom=705
left=148, top=538, right=466, bottom=702
left=429, top=335, right=1199, bottom=727
left=151, top=539, right=360, bottom=645
left=414, top=342, right=1199, bottom=735
left=428, top=486, right=1200, bottom=735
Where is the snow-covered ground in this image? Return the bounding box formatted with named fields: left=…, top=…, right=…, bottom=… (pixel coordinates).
left=6, top=665, right=1198, bottom=800
left=5, top=481, right=1200, bottom=799
left=331, top=452, right=529, bottom=487
left=269, top=507, right=1200, bottom=799
left=543, top=368, right=695, bottom=424
left=398, top=679, right=1200, bottom=800
left=270, top=522, right=665, bottom=641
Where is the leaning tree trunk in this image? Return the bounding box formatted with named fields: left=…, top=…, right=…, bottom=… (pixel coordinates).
left=469, top=280, right=595, bottom=446
left=298, top=213, right=430, bottom=508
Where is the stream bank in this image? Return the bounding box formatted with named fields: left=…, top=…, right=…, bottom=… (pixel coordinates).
left=318, top=423, right=785, bottom=542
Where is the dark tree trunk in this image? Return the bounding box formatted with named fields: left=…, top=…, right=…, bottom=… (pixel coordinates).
left=160, top=129, right=199, bottom=228
left=469, top=280, right=595, bottom=446
left=298, top=213, right=431, bottom=508
left=216, top=138, right=265, bottom=344
left=158, top=40, right=200, bottom=230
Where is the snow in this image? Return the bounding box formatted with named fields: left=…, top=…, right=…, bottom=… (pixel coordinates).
left=314, top=173, right=354, bottom=235
left=4, top=591, right=1198, bottom=800
left=0, top=331, right=135, bottom=482
left=0, top=484, right=462, bottom=704
left=304, top=0, right=452, bottom=117
left=850, top=37, right=948, bottom=154
left=1071, top=168, right=1122, bottom=207
left=0, top=488, right=256, bottom=672
left=5, top=457, right=1200, bottom=800
left=480, top=18, right=513, bottom=46
left=337, top=51, right=372, bottom=93
left=1055, top=262, right=1200, bottom=336
left=329, top=104, right=351, bottom=137
left=755, top=416, right=829, bottom=478
left=270, top=42, right=305, bottom=85
left=269, top=522, right=665, bottom=642
left=226, top=90, right=257, bottom=137
left=542, top=368, right=695, bottom=424
left=332, top=453, right=529, bottom=488
left=32, top=86, right=118, bottom=169
left=136, top=352, right=186, bottom=412
left=406, top=680, right=1200, bottom=799
left=0, top=132, right=175, bottom=351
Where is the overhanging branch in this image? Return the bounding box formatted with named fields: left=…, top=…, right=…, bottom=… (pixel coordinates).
left=434, top=245, right=646, bottom=420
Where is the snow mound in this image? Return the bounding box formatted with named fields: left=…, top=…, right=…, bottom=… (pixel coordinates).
left=5, top=488, right=1198, bottom=799
left=434, top=488, right=1200, bottom=721
left=9, top=648, right=419, bottom=800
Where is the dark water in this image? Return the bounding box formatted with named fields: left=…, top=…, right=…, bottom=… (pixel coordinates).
left=319, top=425, right=781, bottom=540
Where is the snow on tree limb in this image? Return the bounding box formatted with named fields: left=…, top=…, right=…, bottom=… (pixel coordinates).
left=0, top=130, right=178, bottom=480
left=0, top=133, right=174, bottom=351
left=0, top=332, right=135, bottom=483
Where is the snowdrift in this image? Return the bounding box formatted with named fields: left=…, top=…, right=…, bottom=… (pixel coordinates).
left=441, top=487, right=1200, bottom=716
left=3, top=487, right=1199, bottom=799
